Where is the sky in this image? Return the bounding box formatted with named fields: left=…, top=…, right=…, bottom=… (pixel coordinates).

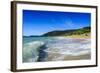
left=23, top=10, right=91, bottom=36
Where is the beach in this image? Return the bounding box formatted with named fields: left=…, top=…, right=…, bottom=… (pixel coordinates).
left=45, top=52, right=91, bottom=61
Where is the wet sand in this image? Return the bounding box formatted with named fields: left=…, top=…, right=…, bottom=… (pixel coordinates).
left=45, top=52, right=91, bottom=61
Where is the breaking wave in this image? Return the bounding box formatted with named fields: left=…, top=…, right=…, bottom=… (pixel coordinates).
left=23, top=41, right=45, bottom=62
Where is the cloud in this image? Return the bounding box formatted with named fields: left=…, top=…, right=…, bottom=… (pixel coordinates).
left=64, top=18, right=75, bottom=28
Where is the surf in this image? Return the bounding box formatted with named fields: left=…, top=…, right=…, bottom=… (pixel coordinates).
left=23, top=41, right=45, bottom=62
left=23, top=37, right=91, bottom=62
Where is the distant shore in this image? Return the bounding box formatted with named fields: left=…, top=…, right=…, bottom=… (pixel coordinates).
left=53, top=34, right=90, bottom=40
left=64, top=34, right=90, bottom=39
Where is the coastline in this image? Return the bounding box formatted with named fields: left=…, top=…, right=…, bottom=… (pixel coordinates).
left=64, top=35, right=90, bottom=39
left=55, top=35, right=90, bottom=40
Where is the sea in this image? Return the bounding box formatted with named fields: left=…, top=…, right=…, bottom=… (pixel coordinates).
left=23, top=36, right=91, bottom=63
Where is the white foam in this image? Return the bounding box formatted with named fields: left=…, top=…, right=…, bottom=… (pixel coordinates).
left=23, top=41, right=45, bottom=62
left=45, top=38, right=91, bottom=57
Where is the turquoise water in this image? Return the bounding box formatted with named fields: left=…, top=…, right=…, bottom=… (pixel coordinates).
left=23, top=36, right=91, bottom=63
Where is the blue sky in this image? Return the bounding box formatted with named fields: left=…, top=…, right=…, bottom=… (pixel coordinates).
left=23, top=10, right=91, bottom=36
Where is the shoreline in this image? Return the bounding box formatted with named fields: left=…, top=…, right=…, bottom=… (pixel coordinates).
left=55, top=36, right=90, bottom=40
left=23, top=34, right=91, bottom=39
left=64, top=35, right=90, bottom=39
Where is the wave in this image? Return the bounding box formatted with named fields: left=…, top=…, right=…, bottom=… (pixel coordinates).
left=23, top=41, right=45, bottom=62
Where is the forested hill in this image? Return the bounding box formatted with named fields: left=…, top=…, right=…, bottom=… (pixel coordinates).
left=42, top=26, right=90, bottom=36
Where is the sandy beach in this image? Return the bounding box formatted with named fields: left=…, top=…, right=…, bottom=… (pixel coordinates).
left=45, top=52, right=91, bottom=61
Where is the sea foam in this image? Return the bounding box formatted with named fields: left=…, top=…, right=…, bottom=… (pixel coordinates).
left=23, top=41, right=44, bottom=62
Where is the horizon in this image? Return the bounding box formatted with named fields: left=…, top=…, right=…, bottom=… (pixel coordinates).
left=23, top=10, right=91, bottom=36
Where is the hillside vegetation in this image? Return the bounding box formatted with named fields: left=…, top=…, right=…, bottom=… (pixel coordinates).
left=42, top=26, right=90, bottom=36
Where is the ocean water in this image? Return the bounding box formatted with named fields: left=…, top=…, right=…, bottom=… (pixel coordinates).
left=23, top=36, right=91, bottom=63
